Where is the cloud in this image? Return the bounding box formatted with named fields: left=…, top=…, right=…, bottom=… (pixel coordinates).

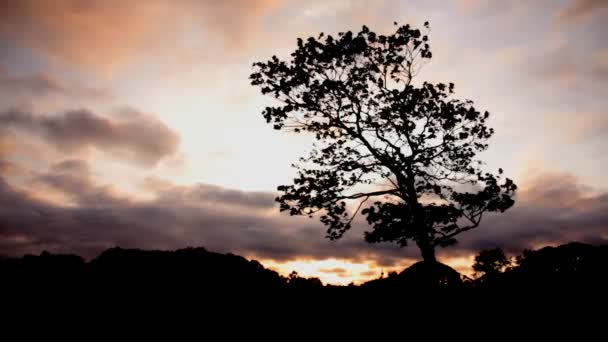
left=1, top=165, right=606, bottom=269
left=558, top=0, right=608, bottom=21
left=0, top=175, right=175, bottom=256
left=544, top=110, right=608, bottom=144
left=319, top=267, right=348, bottom=275
left=0, top=0, right=282, bottom=73
left=457, top=0, right=521, bottom=15
left=153, top=183, right=276, bottom=210
left=0, top=0, right=165, bottom=72
left=458, top=171, right=608, bottom=254
left=0, top=159, right=18, bottom=174
left=0, top=107, right=179, bottom=166
left=533, top=47, right=608, bottom=89
left=186, top=0, right=282, bottom=50
left=459, top=0, right=608, bottom=22
left=0, top=0, right=606, bottom=272
left=0, top=67, right=111, bottom=103
left=31, top=159, right=128, bottom=207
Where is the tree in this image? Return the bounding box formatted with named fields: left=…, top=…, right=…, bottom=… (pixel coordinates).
left=250, top=22, right=517, bottom=263
left=473, top=248, right=511, bottom=279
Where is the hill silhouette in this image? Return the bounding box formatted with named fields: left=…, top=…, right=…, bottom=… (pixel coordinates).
left=484, top=242, right=608, bottom=290
left=90, top=247, right=286, bottom=290
left=361, top=261, right=464, bottom=290
left=1, top=242, right=607, bottom=296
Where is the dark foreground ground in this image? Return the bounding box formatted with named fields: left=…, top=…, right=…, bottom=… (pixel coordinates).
left=2, top=242, right=606, bottom=333
left=2, top=241, right=606, bottom=295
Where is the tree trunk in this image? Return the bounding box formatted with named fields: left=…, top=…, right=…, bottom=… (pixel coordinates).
left=403, top=167, right=437, bottom=263
left=417, top=240, right=437, bottom=264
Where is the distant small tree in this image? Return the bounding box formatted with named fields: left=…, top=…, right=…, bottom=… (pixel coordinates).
left=287, top=271, right=323, bottom=289
left=473, top=248, right=511, bottom=279
left=250, top=22, right=516, bottom=263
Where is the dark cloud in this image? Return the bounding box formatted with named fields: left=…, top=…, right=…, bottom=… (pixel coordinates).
left=0, top=165, right=403, bottom=262
left=154, top=183, right=276, bottom=210
left=0, top=173, right=298, bottom=259
left=0, top=67, right=111, bottom=103
left=32, top=159, right=127, bottom=207
left=0, top=107, right=179, bottom=166
left=0, top=175, right=176, bottom=257
left=455, top=172, right=608, bottom=255
left=0, top=168, right=606, bottom=267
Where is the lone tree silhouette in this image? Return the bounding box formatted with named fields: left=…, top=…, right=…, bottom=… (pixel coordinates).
left=250, top=22, right=516, bottom=263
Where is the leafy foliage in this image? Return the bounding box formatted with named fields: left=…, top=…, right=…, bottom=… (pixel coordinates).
left=473, top=248, right=512, bottom=278
left=250, top=22, right=516, bottom=260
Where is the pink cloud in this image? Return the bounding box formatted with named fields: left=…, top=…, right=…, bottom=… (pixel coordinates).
left=0, top=0, right=283, bottom=73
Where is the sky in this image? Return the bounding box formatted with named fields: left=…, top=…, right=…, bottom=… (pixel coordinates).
left=0, top=0, right=607, bottom=285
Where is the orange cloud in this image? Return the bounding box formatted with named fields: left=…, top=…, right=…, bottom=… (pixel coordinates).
left=0, top=0, right=168, bottom=73
left=0, top=0, right=283, bottom=74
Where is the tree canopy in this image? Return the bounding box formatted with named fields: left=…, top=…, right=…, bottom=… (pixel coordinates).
left=473, top=248, right=512, bottom=279
left=250, top=22, right=517, bottom=262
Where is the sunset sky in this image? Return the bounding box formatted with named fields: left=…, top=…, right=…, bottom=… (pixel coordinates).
left=0, top=0, right=607, bottom=284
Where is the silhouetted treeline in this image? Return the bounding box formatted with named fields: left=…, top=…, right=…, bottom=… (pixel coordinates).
left=0, top=246, right=324, bottom=294
left=1, top=242, right=607, bottom=295
left=361, top=242, right=608, bottom=292
left=473, top=242, right=608, bottom=290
